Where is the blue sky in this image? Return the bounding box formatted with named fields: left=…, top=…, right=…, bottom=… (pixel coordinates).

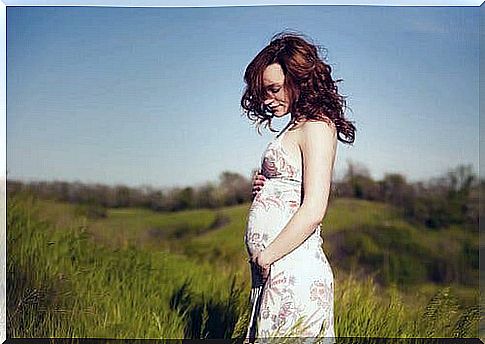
left=7, top=5, right=479, bottom=189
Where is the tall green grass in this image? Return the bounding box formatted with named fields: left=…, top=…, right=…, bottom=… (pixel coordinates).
left=335, top=273, right=479, bottom=337
left=8, top=193, right=243, bottom=338
left=7, top=192, right=480, bottom=338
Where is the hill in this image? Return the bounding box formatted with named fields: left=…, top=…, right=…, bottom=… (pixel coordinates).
left=7, top=192, right=480, bottom=338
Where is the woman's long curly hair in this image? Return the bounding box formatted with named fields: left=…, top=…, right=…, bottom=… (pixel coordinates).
left=241, top=31, right=356, bottom=145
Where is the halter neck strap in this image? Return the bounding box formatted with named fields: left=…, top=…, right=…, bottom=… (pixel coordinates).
left=276, top=120, right=295, bottom=139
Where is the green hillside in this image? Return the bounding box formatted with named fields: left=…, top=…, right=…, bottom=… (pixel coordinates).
left=7, top=192, right=480, bottom=338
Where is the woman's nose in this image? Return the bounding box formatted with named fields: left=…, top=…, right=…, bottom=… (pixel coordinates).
left=264, top=98, right=274, bottom=106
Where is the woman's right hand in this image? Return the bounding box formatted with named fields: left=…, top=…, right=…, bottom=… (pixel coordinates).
left=251, top=169, right=266, bottom=200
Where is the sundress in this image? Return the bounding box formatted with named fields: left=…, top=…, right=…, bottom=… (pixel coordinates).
left=244, top=124, right=335, bottom=343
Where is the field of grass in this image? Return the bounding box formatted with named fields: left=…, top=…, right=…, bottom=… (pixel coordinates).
left=7, top=191, right=480, bottom=339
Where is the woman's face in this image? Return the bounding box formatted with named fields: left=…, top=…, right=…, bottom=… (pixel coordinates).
left=262, top=63, right=291, bottom=117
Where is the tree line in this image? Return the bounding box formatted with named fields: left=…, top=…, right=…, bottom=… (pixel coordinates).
left=7, top=163, right=480, bottom=230
left=335, top=163, right=479, bottom=231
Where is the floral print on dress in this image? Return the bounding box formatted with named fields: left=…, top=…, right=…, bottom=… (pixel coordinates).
left=251, top=193, right=286, bottom=213
left=245, top=127, right=335, bottom=343
left=310, top=279, right=333, bottom=309
left=246, top=232, right=269, bottom=253
left=261, top=139, right=301, bottom=182
left=257, top=269, right=304, bottom=337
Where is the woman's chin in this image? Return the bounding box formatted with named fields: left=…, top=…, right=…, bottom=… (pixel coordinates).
left=274, top=111, right=289, bottom=118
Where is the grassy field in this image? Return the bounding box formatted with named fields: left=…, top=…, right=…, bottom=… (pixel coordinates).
left=7, top=191, right=480, bottom=339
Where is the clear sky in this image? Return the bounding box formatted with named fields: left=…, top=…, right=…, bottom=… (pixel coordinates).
left=7, top=4, right=479, bottom=189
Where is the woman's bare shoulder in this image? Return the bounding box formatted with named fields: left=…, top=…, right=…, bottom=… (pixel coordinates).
left=290, top=118, right=336, bottom=150
left=298, top=118, right=337, bottom=138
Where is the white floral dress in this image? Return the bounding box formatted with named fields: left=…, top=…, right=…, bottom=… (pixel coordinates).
left=244, top=125, right=335, bottom=343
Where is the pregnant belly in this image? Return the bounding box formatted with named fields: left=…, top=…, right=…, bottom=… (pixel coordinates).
left=244, top=185, right=300, bottom=257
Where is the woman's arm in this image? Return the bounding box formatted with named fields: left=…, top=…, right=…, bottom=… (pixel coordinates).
left=257, top=120, right=337, bottom=267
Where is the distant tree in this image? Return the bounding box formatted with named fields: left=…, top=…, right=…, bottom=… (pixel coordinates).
left=58, top=181, right=70, bottom=202
left=443, top=164, right=477, bottom=226
left=146, top=190, right=165, bottom=211
left=218, top=171, right=251, bottom=205
left=408, top=164, right=478, bottom=229
left=445, top=164, right=476, bottom=195
left=194, top=182, right=222, bottom=209
left=343, top=161, right=379, bottom=200
left=114, top=185, right=131, bottom=208
left=379, top=173, right=415, bottom=209
left=178, top=187, right=195, bottom=210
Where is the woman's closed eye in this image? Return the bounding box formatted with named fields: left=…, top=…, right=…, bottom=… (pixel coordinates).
left=265, top=85, right=281, bottom=94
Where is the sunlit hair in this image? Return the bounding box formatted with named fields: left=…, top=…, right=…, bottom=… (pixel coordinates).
left=241, top=31, right=356, bottom=145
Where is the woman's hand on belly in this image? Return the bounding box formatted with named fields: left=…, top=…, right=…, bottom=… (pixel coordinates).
left=251, top=169, right=266, bottom=200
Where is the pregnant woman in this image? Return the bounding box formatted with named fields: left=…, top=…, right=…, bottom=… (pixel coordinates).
left=241, top=32, right=356, bottom=342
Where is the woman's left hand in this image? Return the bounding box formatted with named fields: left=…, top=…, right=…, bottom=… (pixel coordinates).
left=250, top=250, right=271, bottom=281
